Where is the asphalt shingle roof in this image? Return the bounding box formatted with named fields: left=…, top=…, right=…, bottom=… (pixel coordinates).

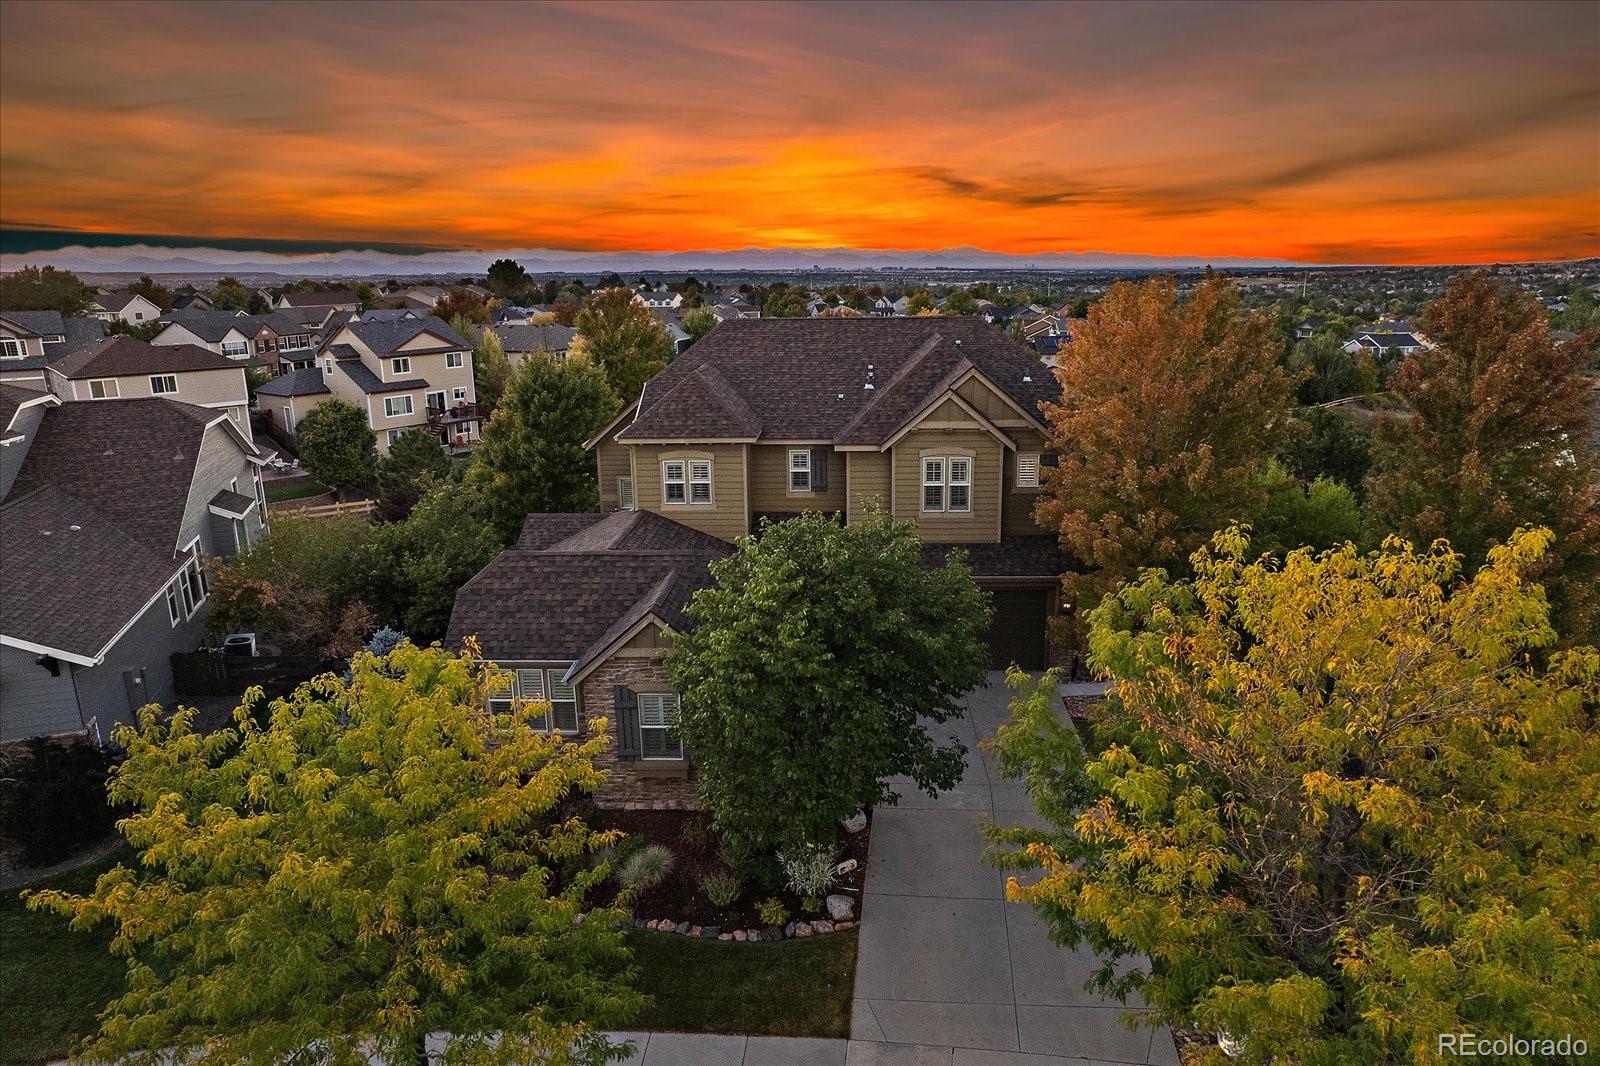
left=492, top=323, right=578, bottom=353
left=0, top=314, right=106, bottom=372
left=0, top=383, right=52, bottom=432
left=255, top=366, right=332, bottom=398
left=617, top=317, right=1056, bottom=444
left=336, top=359, right=427, bottom=395
left=345, top=316, right=468, bottom=357
left=51, top=337, right=239, bottom=379
left=278, top=289, right=357, bottom=307
left=0, top=310, right=66, bottom=336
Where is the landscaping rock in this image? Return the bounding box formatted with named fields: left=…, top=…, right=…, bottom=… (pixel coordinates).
left=690, top=926, right=702, bottom=937
left=784, top=921, right=795, bottom=938
left=812, top=919, right=835, bottom=934
left=764, top=926, right=784, bottom=941
left=700, top=925, right=721, bottom=939
left=733, top=929, right=746, bottom=941
left=674, top=921, right=690, bottom=935
left=718, top=933, right=733, bottom=940
left=842, top=810, right=868, bottom=834
left=794, top=921, right=814, bottom=938
left=825, top=894, right=855, bottom=920
left=836, top=920, right=854, bottom=930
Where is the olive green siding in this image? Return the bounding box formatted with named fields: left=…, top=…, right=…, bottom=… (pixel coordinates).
left=596, top=435, right=633, bottom=513
left=891, top=426, right=1004, bottom=543
left=747, top=443, right=845, bottom=516
left=846, top=450, right=892, bottom=521
left=628, top=442, right=748, bottom=540
left=1003, top=426, right=1050, bottom=536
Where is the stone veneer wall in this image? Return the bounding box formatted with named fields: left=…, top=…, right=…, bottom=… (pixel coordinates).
left=581, top=654, right=700, bottom=810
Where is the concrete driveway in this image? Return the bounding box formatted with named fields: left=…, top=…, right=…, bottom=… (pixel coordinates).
left=850, top=673, right=1180, bottom=1066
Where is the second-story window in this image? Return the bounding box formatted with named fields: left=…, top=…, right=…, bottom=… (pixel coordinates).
left=1016, top=453, right=1041, bottom=488
left=391, top=357, right=411, bottom=375
left=89, top=378, right=119, bottom=399
left=923, top=458, right=945, bottom=511
left=689, top=460, right=712, bottom=503
left=662, top=460, right=686, bottom=503
left=446, top=351, right=464, bottom=368
left=949, top=457, right=971, bottom=512
left=150, top=375, right=177, bottom=395
left=618, top=476, right=636, bottom=511
left=0, top=338, right=24, bottom=359
left=789, top=449, right=811, bottom=491
left=384, top=395, right=414, bottom=418
left=221, top=340, right=249, bottom=359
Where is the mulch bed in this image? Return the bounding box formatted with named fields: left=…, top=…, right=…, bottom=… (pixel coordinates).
left=592, top=808, right=870, bottom=929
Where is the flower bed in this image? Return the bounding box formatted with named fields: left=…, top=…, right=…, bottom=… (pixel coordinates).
left=591, top=808, right=870, bottom=938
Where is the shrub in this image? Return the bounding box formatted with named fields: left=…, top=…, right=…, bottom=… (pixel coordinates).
left=700, top=870, right=741, bottom=910
left=678, top=815, right=712, bottom=853
left=363, top=626, right=406, bottom=657
left=618, top=844, right=674, bottom=893
left=779, top=844, right=839, bottom=899
left=757, top=897, right=789, bottom=927
left=0, top=738, right=120, bottom=865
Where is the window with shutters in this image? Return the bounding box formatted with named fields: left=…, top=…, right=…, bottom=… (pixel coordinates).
left=948, top=457, right=971, bottom=512
left=638, top=693, right=684, bottom=759
left=486, top=672, right=514, bottom=715
left=516, top=668, right=545, bottom=726
left=547, top=672, right=579, bottom=733
left=688, top=460, right=712, bottom=504
left=662, top=460, right=686, bottom=503
left=922, top=457, right=945, bottom=511
left=618, top=476, right=635, bottom=510
left=1016, top=452, right=1040, bottom=489
left=789, top=449, right=811, bottom=492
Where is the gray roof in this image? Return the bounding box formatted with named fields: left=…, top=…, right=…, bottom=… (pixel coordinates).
left=492, top=323, right=577, bottom=353
left=161, top=309, right=316, bottom=343
left=278, top=289, right=358, bottom=307
left=0, top=383, right=53, bottom=432
left=344, top=315, right=468, bottom=356
left=617, top=317, right=1056, bottom=444
left=336, top=359, right=427, bottom=395
left=92, top=291, right=141, bottom=312
left=255, top=366, right=332, bottom=398
left=51, top=337, right=239, bottom=379
left=0, top=485, right=182, bottom=660
left=0, top=310, right=66, bottom=337
left=208, top=488, right=255, bottom=517
left=446, top=510, right=730, bottom=676
left=0, top=313, right=105, bottom=372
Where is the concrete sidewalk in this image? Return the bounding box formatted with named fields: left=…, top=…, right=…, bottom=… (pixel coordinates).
left=849, top=673, right=1179, bottom=1066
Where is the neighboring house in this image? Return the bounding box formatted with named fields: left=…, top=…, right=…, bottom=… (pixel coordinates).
left=633, top=289, right=684, bottom=309
left=88, top=290, right=163, bottom=324
left=41, top=336, right=253, bottom=441
left=170, top=292, right=213, bottom=311
left=254, top=366, right=333, bottom=434
left=710, top=297, right=759, bottom=320
left=646, top=309, right=693, bottom=354
left=492, top=323, right=579, bottom=365
left=398, top=285, right=448, bottom=309
left=153, top=309, right=323, bottom=374
left=1343, top=329, right=1424, bottom=359
left=275, top=289, right=359, bottom=312
left=0, top=311, right=105, bottom=389
left=446, top=317, right=1072, bottom=810
left=891, top=295, right=911, bottom=316
left=307, top=315, right=480, bottom=452
left=0, top=389, right=267, bottom=744
left=1294, top=316, right=1326, bottom=340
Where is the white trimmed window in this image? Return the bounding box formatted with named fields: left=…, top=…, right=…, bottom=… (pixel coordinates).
left=150, top=374, right=178, bottom=395
left=0, top=338, right=24, bottom=359
left=922, top=457, right=945, bottom=511
left=689, top=459, right=712, bottom=504
left=384, top=395, right=414, bottom=418
left=452, top=386, right=468, bottom=403
left=426, top=390, right=446, bottom=412
left=89, top=378, right=119, bottom=399
left=391, top=357, right=411, bottom=375
left=386, top=429, right=404, bottom=446
left=165, top=582, right=182, bottom=626
left=221, top=339, right=249, bottom=359
left=548, top=673, right=579, bottom=733
left=516, top=669, right=546, bottom=722
left=446, top=351, right=464, bottom=368
left=662, top=460, right=686, bottom=503
left=949, top=456, right=972, bottom=512
left=179, top=555, right=207, bottom=617
left=618, top=476, right=636, bottom=511
left=638, top=693, right=684, bottom=759
left=1016, top=453, right=1041, bottom=489
left=789, top=449, right=811, bottom=491
left=486, top=672, right=514, bottom=715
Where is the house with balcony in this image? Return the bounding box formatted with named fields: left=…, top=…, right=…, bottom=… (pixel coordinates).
left=447, top=317, right=1071, bottom=810
left=0, top=386, right=267, bottom=743
left=0, top=310, right=106, bottom=389
left=259, top=315, right=480, bottom=452
left=40, top=336, right=253, bottom=442
left=153, top=309, right=327, bottom=374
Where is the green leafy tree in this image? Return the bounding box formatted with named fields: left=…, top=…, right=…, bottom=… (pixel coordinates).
left=486, top=257, right=533, bottom=300
left=126, top=274, right=172, bottom=313
left=354, top=282, right=380, bottom=312
left=905, top=290, right=937, bottom=315
left=989, top=527, right=1600, bottom=1065
left=353, top=482, right=503, bottom=639
left=295, top=398, right=378, bottom=495
left=761, top=284, right=809, bottom=318
left=434, top=286, right=490, bottom=325
left=573, top=288, right=672, bottom=402
left=1289, top=333, right=1378, bottom=405
left=0, top=265, right=92, bottom=314
left=104, top=319, right=164, bottom=341
left=209, top=276, right=254, bottom=312
left=475, top=325, right=513, bottom=409
left=943, top=289, right=979, bottom=315
left=467, top=354, right=618, bottom=541
left=669, top=510, right=989, bottom=855
left=1036, top=272, right=1298, bottom=631
left=1366, top=271, right=1600, bottom=638
left=376, top=427, right=452, bottom=520
left=28, top=642, right=641, bottom=1066
left=1280, top=407, right=1373, bottom=493
left=681, top=305, right=718, bottom=342
left=1248, top=460, right=1362, bottom=556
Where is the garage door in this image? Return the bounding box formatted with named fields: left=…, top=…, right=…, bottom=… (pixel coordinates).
left=986, top=587, right=1049, bottom=670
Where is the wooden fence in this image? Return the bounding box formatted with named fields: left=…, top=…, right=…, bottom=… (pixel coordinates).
left=274, top=498, right=375, bottom=520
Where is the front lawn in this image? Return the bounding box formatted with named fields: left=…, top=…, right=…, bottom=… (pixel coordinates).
left=0, top=847, right=130, bottom=1064
left=626, top=927, right=857, bottom=1038
left=264, top=476, right=330, bottom=503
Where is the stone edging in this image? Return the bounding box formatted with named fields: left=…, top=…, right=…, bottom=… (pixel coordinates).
left=631, top=916, right=855, bottom=942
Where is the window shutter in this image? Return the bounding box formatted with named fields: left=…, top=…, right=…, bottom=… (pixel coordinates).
left=810, top=447, right=829, bottom=492
left=613, top=686, right=641, bottom=760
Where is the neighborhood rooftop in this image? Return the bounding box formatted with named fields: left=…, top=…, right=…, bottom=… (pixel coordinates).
left=50, top=336, right=240, bottom=379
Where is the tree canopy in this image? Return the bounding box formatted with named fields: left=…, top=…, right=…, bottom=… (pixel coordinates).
left=680, top=305, right=718, bottom=342
left=668, top=510, right=989, bottom=855
left=434, top=286, right=490, bottom=324
left=467, top=353, right=617, bottom=541
left=375, top=427, right=452, bottom=520
left=572, top=288, right=673, bottom=402
left=486, top=257, right=533, bottom=300
left=1366, top=271, right=1600, bottom=639
left=294, top=398, right=378, bottom=494
left=1035, top=272, right=1298, bottom=628
left=0, top=265, right=92, bottom=314
left=28, top=642, right=641, bottom=1065
left=990, top=527, right=1600, bottom=1065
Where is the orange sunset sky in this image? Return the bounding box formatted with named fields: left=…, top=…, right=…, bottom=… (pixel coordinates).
left=1, top=0, right=1597, bottom=264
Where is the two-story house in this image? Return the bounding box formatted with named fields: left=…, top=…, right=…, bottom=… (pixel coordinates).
left=42, top=336, right=253, bottom=441
left=260, top=315, right=479, bottom=452
left=0, top=386, right=267, bottom=743
left=88, top=290, right=163, bottom=325
left=634, top=289, right=684, bottom=310
left=153, top=309, right=327, bottom=375
left=0, top=311, right=106, bottom=389
left=447, top=317, right=1071, bottom=810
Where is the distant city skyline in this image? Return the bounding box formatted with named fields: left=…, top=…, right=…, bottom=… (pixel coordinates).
left=1, top=0, right=1596, bottom=266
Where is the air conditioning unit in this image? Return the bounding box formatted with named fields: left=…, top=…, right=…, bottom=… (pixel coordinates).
left=222, top=632, right=258, bottom=658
